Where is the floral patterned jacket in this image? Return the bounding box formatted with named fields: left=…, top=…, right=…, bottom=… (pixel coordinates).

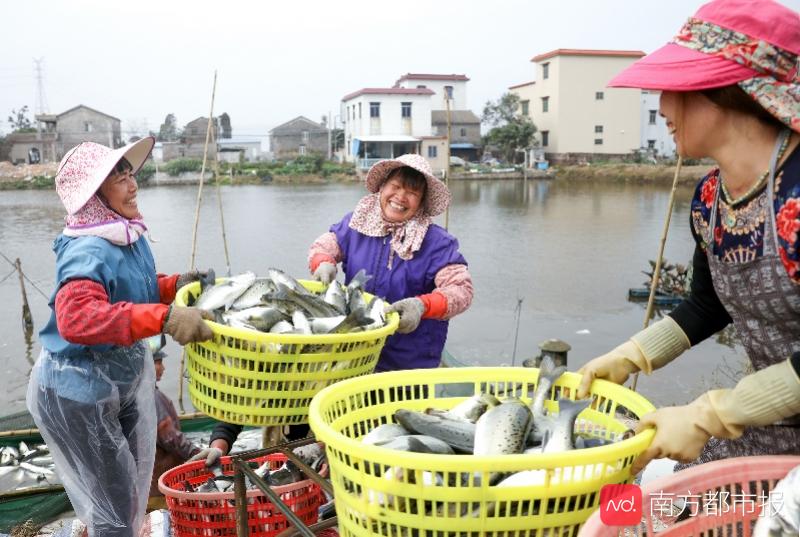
left=668, top=144, right=800, bottom=347
left=689, top=144, right=800, bottom=278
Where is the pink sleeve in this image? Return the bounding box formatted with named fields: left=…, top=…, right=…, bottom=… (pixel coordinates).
left=433, top=264, right=473, bottom=320
left=307, top=232, right=343, bottom=272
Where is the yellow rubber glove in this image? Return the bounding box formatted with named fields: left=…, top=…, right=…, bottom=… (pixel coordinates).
left=576, top=341, right=642, bottom=399
left=631, top=359, right=800, bottom=474
left=577, top=317, right=690, bottom=399
left=630, top=394, right=718, bottom=474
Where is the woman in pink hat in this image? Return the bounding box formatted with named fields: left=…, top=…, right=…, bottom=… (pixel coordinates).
left=195, top=155, right=475, bottom=467
left=26, top=138, right=213, bottom=536
left=309, top=154, right=473, bottom=372
left=577, top=0, right=800, bottom=473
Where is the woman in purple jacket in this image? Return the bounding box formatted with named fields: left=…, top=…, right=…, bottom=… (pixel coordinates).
left=308, top=154, right=473, bottom=372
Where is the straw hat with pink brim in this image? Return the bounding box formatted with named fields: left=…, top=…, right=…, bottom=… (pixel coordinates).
left=365, top=153, right=451, bottom=217
left=608, top=0, right=800, bottom=131
left=55, top=137, right=155, bottom=215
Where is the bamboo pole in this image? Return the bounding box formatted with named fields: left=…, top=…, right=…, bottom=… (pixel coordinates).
left=444, top=95, right=452, bottom=230
left=188, top=70, right=218, bottom=271
left=631, top=156, right=683, bottom=392
left=15, top=258, right=33, bottom=337
left=180, top=70, right=218, bottom=412
left=211, top=126, right=232, bottom=276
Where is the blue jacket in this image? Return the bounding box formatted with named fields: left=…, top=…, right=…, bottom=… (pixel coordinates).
left=37, top=235, right=159, bottom=401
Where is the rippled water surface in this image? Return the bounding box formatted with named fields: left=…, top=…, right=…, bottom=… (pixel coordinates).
left=0, top=179, right=747, bottom=414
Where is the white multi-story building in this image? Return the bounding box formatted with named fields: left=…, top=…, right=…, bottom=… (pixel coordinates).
left=393, top=73, right=469, bottom=110
left=509, top=49, right=650, bottom=162
left=640, top=90, right=676, bottom=158
left=342, top=88, right=435, bottom=170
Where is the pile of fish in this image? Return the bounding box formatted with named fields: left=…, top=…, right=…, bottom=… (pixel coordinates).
left=183, top=442, right=327, bottom=495
left=190, top=268, right=386, bottom=336
left=0, top=441, right=59, bottom=492
left=360, top=357, right=633, bottom=491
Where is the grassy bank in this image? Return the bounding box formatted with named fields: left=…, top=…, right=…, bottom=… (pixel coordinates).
left=0, top=160, right=717, bottom=190
left=554, top=162, right=713, bottom=185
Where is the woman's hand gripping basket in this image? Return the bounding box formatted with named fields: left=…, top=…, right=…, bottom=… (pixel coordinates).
left=308, top=366, right=656, bottom=536
left=175, top=280, right=399, bottom=426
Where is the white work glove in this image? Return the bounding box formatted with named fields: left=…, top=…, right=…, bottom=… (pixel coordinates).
left=387, top=297, right=426, bottom=334
left=631, top=359, right=800, bottom=474
left=577, top=317, right=690, bottom=399
left=188, top=446, right=224, bottom=467
left=312, top=262, right=337, bottom=285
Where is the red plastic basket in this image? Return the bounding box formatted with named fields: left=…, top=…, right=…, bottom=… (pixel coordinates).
left=579, top=455, right=800, bottom=536
left=158, top=453, right=322, bottom=537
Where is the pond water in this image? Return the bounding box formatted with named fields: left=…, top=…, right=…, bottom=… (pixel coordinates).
left=0, top=178, right=747, bottom=415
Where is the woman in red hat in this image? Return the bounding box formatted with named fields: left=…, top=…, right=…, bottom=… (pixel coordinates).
left=578, top=0, right=800, bottom=473
left=27, top=138, right=213, bottom=536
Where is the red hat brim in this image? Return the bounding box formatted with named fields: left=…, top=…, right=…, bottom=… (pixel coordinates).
left=608, top=43, right=760, bottom=91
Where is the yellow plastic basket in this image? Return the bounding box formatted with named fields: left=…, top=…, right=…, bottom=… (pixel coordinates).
left=175, top=279, right=399, bottom=427
left=308, top=367, right=656, bottom=536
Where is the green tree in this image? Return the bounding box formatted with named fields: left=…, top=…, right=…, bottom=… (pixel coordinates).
left=482, top=93, right=537, bottom=163
left=8, top=106, right=35, bottom=133
left=157, top=113, right=180, bottom=142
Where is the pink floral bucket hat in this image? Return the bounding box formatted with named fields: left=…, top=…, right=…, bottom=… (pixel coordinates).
left=55, top=136, right=155, bottom=215
left=365, top=153, right=451, bottom=217
left=609, top=0, right=800, bottom=132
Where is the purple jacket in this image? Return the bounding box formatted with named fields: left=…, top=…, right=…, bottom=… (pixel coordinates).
left=331, top=212, right=467, bottom=371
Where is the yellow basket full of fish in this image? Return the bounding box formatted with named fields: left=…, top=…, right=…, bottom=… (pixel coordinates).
left=174, top=269, right=399, bottom=427
left=308, top=363, right=656, bottom=536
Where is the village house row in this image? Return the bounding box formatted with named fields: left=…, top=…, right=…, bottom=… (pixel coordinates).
left=6, top=49, right=674, bottom=175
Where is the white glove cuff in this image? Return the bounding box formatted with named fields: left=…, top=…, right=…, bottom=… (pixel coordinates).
left=630, top=316, right=691, bottom=372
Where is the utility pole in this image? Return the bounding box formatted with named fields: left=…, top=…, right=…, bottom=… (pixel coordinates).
left=33, top=57, right=49, bottom=117
left=327, top=110, right=332, bottom=161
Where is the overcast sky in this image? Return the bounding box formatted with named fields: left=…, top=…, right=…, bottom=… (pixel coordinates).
left=2, top=0, right=798, bottom=141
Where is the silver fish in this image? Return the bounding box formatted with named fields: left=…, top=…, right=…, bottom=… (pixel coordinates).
left=267, top=460, right=303, bottom=486
left=379, top=435, right=455, bottom=455
left=328, top=307, right=374, bottom=334
left=362, top=423, right=411, bottom=445
left=394, top=409, right=475, bottom=453
left=195, top=272, right=256, bottom=311
left=754, top=464, right=800, bottom=537
left=269, top=320, right=295, bottom=334
left=19, top=461, right=54, bottom=476
left=323, top=280, right=347, bottom=314
left=473, top=398, right=533, bottom=456
left=429, top=393, right=500, bottom=424
left=364, top=296, right=387, bottom=331
left=222, top=306, right=286, bottom=332
left=231, top=277, right=277, bottom=310
left=347, top=287, right=368, bottom=313
left=292, top=310, right=312, bottom=334
left=529, top=354, right=568, bottom=443
left=0, top=446, right=19, bottom=466
left=541, top=398, right=592, bottom=453
left=268, top=283, right=341, bottom=319
left=346, top=269, right=372, bottom=293
left=267, top=268, right=313, bottom=296
left=310, top=315, right=346, bottom=334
